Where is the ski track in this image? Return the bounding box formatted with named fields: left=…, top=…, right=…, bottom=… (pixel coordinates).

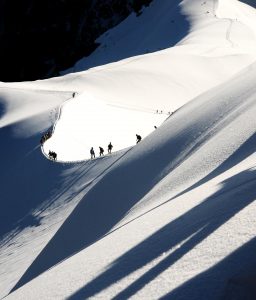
left=213, top=0, right=235, bottom=48
left=42, top=95, right=169, bottom=164
left=32, top=86, right=256, bottom=276
left=1, top=1, right=256, bottom=298
left=41, top=93, right=75, bottom=162
left=226, top=19, right=235, bottom=48
left=213, top=0, right=219, bottom=17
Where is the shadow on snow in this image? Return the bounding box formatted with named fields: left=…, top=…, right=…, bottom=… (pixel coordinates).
left=10, top=105, right=256, bottom=293
left=166, top=132, right=256, bottom=204
left=67, top=168, right=256, bottom=299
left=161, top=237, right=256, bottom=300
left=0, top=125, right=85, bottom=239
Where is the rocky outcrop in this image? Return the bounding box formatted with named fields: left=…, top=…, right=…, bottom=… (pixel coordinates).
left=241, top=0, right=256, bottom=8
left=0, top=0, right=152, bottom=82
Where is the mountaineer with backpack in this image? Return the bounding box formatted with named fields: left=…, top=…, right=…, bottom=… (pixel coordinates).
left=108, top=142, right=113, bottom=154
left=99, top=146, right=104, bottom=156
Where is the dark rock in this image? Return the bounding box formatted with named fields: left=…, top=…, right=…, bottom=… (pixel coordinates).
left=0, top=0, right=152, bottom=82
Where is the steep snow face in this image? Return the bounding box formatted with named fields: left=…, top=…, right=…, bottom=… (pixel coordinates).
left=4, top=60, right=256, bottom=300
left=64, top=0, right=256, bottom=72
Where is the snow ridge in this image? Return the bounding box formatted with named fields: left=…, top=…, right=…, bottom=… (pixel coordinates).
left=0, top=0, right=256, bottom=299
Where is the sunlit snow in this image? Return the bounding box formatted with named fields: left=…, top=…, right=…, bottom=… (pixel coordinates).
left=43, top=92, right=168, bottom=161
left=0, top=0, right=256, bottom=299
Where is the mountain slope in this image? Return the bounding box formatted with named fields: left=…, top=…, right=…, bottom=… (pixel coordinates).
left=5, top=59, right=256, bottom=300
left=0, top=0, right=256, bottom=299
left=1, top=0, right=256, bottom=161
left=65, top=0, right=256, bottom=72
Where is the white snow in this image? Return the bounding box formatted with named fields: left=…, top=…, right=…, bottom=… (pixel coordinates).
left=0, top=0, right=256, bottom=299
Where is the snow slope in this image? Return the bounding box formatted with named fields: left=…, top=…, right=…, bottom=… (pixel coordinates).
left=0, top=0, right=256, bottom=299
left=4, top=58, right=256, bottom=300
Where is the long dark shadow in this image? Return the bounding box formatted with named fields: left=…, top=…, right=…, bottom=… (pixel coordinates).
left=165, top=132, right=256, bottom=204
left=9, top=147, right=133, bottom=293
left=91, top=132, right=256, bottom=248
left=0, top=126, right=66, bottom=238
left=0, top=119, right=122, bottom=241
left=9, top=87, right=254, bottom=292
left=161, top=237, right=256, bottom=300
left=11, top=108, right=211, bottom=293
left=68, top=169, right=256, bottom=299
left=240, top=0, right=256, bottom=8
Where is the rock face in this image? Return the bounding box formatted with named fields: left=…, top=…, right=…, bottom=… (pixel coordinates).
left=241, top=0, right=256, bottom=8
left=0, top=0, right=152, bottom=82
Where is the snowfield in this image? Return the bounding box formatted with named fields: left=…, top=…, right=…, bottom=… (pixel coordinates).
left=0, top=0, right=256, bottom=299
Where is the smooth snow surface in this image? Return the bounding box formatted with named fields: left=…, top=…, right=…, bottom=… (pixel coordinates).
left=43, top=93, right=167, bottom=161
left=0, top=0, right=256, bottom=299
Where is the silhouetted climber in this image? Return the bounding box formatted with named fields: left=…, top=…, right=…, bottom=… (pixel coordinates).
left=48, top=150, right=57, bottom=161
left=99, top=146, right=104, bottom=156
left=136, top=134, right=142, bottom=144
left=72, top=92, right=77, bottom=98
left=40, top=136, right=45, bottom=145
left=108, top=142, right=113, bottom=154
left=40, top=130, right=52, bottom=145
left=47, top=131, right=52, bottom=139
left=90, top=147, right=95, bottom=159
left=154, top=126, right=157, bottom=129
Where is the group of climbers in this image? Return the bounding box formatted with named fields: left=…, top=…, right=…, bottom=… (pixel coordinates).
left=90, top=142, right=113, bottom=159
left=44, top=133, right=143, bottom=162
left=39, top=93, right=178, bottom=163
left=41, top=124, right=146, bottom=161
left=40, top=130, right=52, bottom=145
left=42, top=132, right=143, bottom=161
left=40, top=92, right=78, bottom=161
left=40, top=91, right=147, bottom=162
left=156, top=109, right=173, bottom=115
left=40, top=130, right=56, bottom=161
left=90, top=134, right=142, bottom=160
